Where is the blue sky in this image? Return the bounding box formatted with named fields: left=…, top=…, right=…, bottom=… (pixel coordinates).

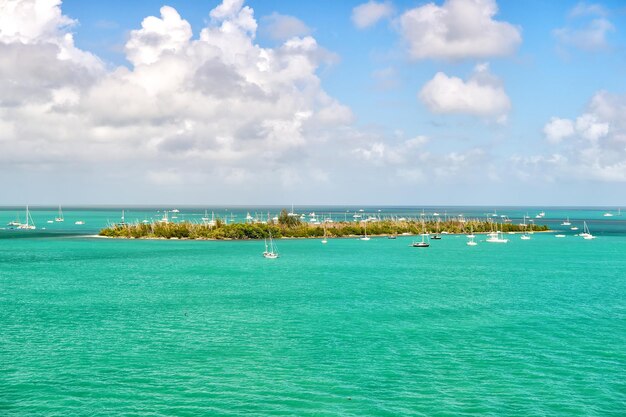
left=1, top=0, right=626, bottom=205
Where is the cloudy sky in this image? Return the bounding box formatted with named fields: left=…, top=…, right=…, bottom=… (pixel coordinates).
left=1, top=0, right=625, bottom=205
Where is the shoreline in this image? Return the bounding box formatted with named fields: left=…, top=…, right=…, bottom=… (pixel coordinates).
left=93, top=230, right=555, bottom=241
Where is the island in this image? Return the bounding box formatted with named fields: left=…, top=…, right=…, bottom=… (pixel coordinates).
left=98, top=209, right=549, bottom=240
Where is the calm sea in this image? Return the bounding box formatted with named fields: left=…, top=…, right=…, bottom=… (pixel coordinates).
left=1, top=206, right=625, bottom=415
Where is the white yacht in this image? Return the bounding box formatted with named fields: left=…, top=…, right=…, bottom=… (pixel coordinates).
left=17, top=205, right=36, bottom=230
left=520, top=217, right=531, bottom=240
left=55, top=205, right=64, bottom=222
left=360, top=221, right=370, bottom=241
left=581, top=221, right=595, bottom=239
left=7, top=214, right=22, bottom=227
left=486, top=230, right=508, bottom=243
left=561, top=217, right=571, bottom=226
left=411, top=220, right=430, bottom=247
left=263, top=231, right=279, bottom=258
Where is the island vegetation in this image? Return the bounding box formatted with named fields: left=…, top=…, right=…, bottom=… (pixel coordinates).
left=98, top=209, right=549, bottom=240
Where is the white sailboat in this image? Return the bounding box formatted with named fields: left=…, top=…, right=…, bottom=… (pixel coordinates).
left=603, top=211, right=613, bottom=217
left=360, top=221, right=370, bottom=241
left=321, top=223, right=328, bottom=244
left=17, top=205, right=36, bottom=230
left=561, top=217, right=571, bottom=226
left=486, top=231, right=508, bottom=243
left=412, top=219, right=430, bottom=247
left=55, top=205, right=64, bottom=222
left=7, top=212, right=22, bottom=227
left=486, top=223, right=508, bottom=243
left=581, top=221, right=595, bottom=239
left=520, top=217, right=531, bottom=240
left=466, top=226, right=477, bottom=246
left=263, top=231, right=279, bottom=258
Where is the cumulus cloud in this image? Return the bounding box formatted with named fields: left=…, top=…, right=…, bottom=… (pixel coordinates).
left=0, top=0, right=356, bottom=196
left=352, top=1, right=394, bottom=29
left=419, top=63, right=510, bottom=118
left=397, top=0, right=521, bottom=61
left=544, top=117, right=575, bottom=143
left=260, top=12, right=310, bottom=41
left=125, top=6, right=192, bottom=66
left=539, top=91, right=626, bottom=181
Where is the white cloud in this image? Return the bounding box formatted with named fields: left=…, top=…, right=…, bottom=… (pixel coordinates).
left=397, top=0, right=521, bottom=61
left=352, top=1, right=394, bottom=29
left=125, top=6, right=192, bottom=67
left=260, top=12, right=310, bottom=41
left=555, top=3, right=613, bottom=52
left=575, top=113, right=609, bottom=141
left=544, top=117, right=575, bottom=143
left=419, top=63, right=510, bottom=118
left=0, top=0, right=102, bottom=71
left=539, top=91, right=626, bottom=182
left=0, top=0, right=356, bottom=196
left=568, top=2, right=607, bottom=18
left=554, top=18, right=613, bottom=51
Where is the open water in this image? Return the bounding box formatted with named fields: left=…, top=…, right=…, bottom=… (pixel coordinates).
left=1, top=207, right=625, bottom=416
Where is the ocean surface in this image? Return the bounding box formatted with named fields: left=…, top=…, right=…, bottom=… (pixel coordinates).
left=1, top=206, right=625, bottom=416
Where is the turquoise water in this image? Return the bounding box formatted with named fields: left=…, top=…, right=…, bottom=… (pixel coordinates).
left=2, top=208, right=626, bottom=415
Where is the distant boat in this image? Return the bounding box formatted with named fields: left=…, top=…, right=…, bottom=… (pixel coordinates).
left=17, top=205, right=36, bottom=230
left=581, top=221, right=595, bottom=240
left=387, top=234, right=397, bottom=239
left=555, top=234, right=566, bottom=238
left=561, top=217, right=571, bottom=226
left=520, top=217, right=531, bottom=240
left=75, top=220, right=85, bottom=225
left=55, top=205, right=64, bottom=222
left=118, top=210, right=127, bottom=226
left=466, top=235, right=477, bottom=246
left=7, top=212, right=21, bottom=227
left=570, top=226, right=579, bottom=231
left=431, top=218, right=442, bottom=239
left=412, top=220, right=430, bottom=247
left=486, top=227, right=508, bottom=243
left=360, top=221, right=370, bottom=241
left=535, top=211, right=545, bottom=219
left=263, top=231, right=279, bottom=258
left=321, top=224, right=328, bottom=244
